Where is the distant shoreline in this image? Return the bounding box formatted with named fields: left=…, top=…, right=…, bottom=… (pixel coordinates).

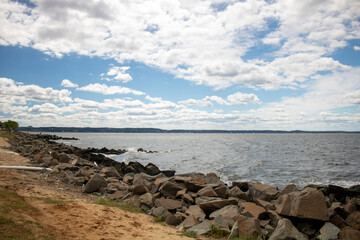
left=18, top=127, right=360, bottom=134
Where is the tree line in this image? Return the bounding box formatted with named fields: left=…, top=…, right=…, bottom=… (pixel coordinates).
left=0, top=120, right=19, bottom=132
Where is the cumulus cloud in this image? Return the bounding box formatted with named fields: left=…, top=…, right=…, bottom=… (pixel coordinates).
left=227, top=92, right=262, bottom=105
left=61, top=79, right=78, bottom=88
left=0, top=0, right=357, bottom=90
left=77, top=83, right=145, bottom=95
left=105, top=66, right=132, bottom=82
left=354, top=46, right=360, bottom=51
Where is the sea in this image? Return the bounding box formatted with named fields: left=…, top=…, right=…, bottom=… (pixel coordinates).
left=50, top=132, right=360, bottom=189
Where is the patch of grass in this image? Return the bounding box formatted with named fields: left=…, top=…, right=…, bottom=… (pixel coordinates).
left=231, top=235, right=266, bottom=240
left=94, top=197, right=143, bottom=213
left=0, top=131, right=14, bottom=141
left=205, top=225, right=229, bottom=238
left=0, top=189, right=36, bottom=213
left=180, top=231, right=197, bottom=238
left=0, top=216, right=14, bottom=224
left=154, top=216, right=164, bottom=223
left=43, top=199, right=66, bottom=205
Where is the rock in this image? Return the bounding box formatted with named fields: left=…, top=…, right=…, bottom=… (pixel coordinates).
left=345, top=198, right=360, bottom=214
left=214, top=215, right=234, bottom=231
left=159, top=181, right=186, bottom=198
left=197, top=186, right=218, bottom=197
left=297, top=222, right=317, bottom=237
left=232, top=181, right=249, bottom=192
left=269, top=218, right=308, bottom=240
left=132, top=184, right=149, bottom=195
left=109, top=190, right=128, bottom=200
left=133, top=172, right=155, bottom=186
left=339, top=226, right=360, bottom=240
left=139, top=192, right=154, bottom=208
left=161, top=170, right=175, bottom=177
left=165, top=212, right=182, bottom=226
left=279, top=184, right=298, bottom=196
left=228, top=221, right=239, bottom=239
left=318, top=222, right=340, bottom=240
left=182, top=193, right=194, bottom=203
left=186, top=220, right=213, bottom=236
left=205, top=172, right=222, bottom=185
left=151, top=206, right=167, bottom=218
left=346, top=211, right=360, bottom=230
left=236, top=215, right=261, bottom=238
left=128, top=161, right=146, bottom=173
left=328, top=202, right=348, bottom=219
left=51, top=151, right=60, bottom=160
left=59, top=153, right=71, bottom=163
left=100, top=166, right=121, bottom=178
left=268, top=210, right=282, bottom=227
left=33, top=153, right=42, bottom=163
left=330, top=214, right=348, bottom=229
left=71, top=158, right=97, bottom=167
left=214, top=185, right=230, bottom=198
left=199, top=198, right=238, bottom=214
left=275, top=187, right=329, bottom=221
left=248, top=182, right=280, bottom=201
left=255, top=199, right=275, bottom=210
left=229, top=186, right=248, bottom=200
left=180, top=215, right=199, bottom=229
left=82, top=174, right=108, bottom=193
left=185, top=205, right=206, bottom=222
left=145, top=163, right=161, bottom=176
left=123, top=174, right=134, bottom=184
left=210, top=205, right=240, bottom=221
left=241, top=202, right=267, bottom=219
left=154, top=198, right=182, bottom=210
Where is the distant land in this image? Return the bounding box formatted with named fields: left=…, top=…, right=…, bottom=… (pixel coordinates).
left=18, top=127, right=360, bottom=134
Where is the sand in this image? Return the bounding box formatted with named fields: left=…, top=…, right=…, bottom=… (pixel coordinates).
left=0, top=137, right=196, bottom=240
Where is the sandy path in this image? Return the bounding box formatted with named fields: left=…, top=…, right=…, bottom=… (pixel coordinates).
left=0, top=137, right=193, bottom=240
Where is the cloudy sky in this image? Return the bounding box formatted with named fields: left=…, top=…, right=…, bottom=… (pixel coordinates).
left=0, top=0, right=359, bottom=130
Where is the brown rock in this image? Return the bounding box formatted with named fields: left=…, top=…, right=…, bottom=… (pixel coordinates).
left=248, top=182, right=279, bottom=201
left=100, top=166, right=121, bottom=178
left=164, top=212, right=182, bottom=226
left=345, top=198, right=360, bottom=214
left=269, top=218, right=308, bottom=240
left=139, top=192, right=154, bottom=208
left=255, top=199, right=275, bottom=210
left=339, top=226, right=360, bottom=240
left=180, top=215, right=199, bottom=229
left=33, top=153, right=43, bottom=163
left=209, top=205, right=240, bottom=221
left=205, top=172, right=222, bottom=185
left=182, top=193, right=194, bottom=203
left=199, top=198, right=238, bottom=214
left=330, top=214, right=348, bottom=229
left=275, top=187, right=329, bottom=221
left=185, top=205, right=206, bottom=222
left=82, top=173, right=107, bottom=193
left=159, top=181, right=186, bottom=197
left=236, top=215, right=261, bottom=238
left=59, top=153, right=71, bottom=163
left=155, top=198, right=182, bottom=210
left=51, top=151, right=60, bottom=160
left=279, top=184, right=298, bottom=196
left=133, top=184, right=149, bottom=195
left=197, top=186, right=218, bottom=197
left=241, top=202, right=267, bottom=219
left=109, top=190, right=128, bottom=200
left=346, top=211, right=360, bottom=230
left=229, top=186, right=248, bottom=200
left=214, top=185, right=229, bottom=198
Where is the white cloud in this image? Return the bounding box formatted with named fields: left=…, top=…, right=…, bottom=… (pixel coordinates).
left=227, top=92, right=262, bottom=105
left=105, top=66, right=132, bottom=83
left=354, top=46, right=360, bottom=51
left=0, top=0, right=357, bottom=90
left=77, top=83, right=145, bottom=95
left=178, top=99, right=213, bottom=107
left=61, top=79, right=78, bottom=88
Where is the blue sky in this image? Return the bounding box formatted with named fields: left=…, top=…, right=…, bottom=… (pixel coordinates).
left=0, top=0, right=359, bottom=130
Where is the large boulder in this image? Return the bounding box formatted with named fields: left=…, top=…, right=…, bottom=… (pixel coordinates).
left=197, top=186, right=218, bottom=197
left=346, top=211, right=360, bottom=230
left=159, top=181, right=186, bottom=198
left=185, top=220, right=213, bottom=236
left=199, top=198, right=238, bottom=214
left=154, top=198, right=182, bottom=210
left=229, top=186, right=248, bottom=200
left=236, top=215, right=261, bottom=238
left=248, top=182, right=280, bottom=201
left=269, top=218, right=308, bottom=240
left=100, top=166, right=121, bottom=178
left=275, top=187, right=329, bottom=221
left=209, top=205, right=240, bottom=221
left=339, top=226, right=360, bottom=240
left=241, top=202, right=267, bottom=219
left=185, top=205, right=206, bottom=222
left=145, top=163, right=161, bottom=176
left=82, top=174, right=107, bottom=193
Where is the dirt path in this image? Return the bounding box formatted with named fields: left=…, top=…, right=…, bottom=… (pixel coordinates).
left=0, top=137, right=193, bottom=240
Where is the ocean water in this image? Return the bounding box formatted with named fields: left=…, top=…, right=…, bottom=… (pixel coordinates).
left=53, top=132, right=360, bottom=189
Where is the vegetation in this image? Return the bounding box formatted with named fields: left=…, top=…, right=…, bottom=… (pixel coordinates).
left=180, top=231, right=197, bottom=238
left=0, top=189, right=35, bottom=213
left=0, top=120, right=19, bottom=132
left=43, top=198, right=67, bottom=205
left=0, top=131, right=14, bottom=141
left=153, top=216, right=164, bottom=223
left=94, top=197, right=143, bottom=213
left=205, top=226, right=229, bottom=238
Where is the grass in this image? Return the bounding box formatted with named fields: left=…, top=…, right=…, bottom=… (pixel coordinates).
left=0, top=189, right=36, bottom=213
left=230, top=235, right=266, bottom=240
left=205, top=226, right=229, bottom=238
left=43, top=198, right=67, bottom=205
left=180, top=231, right=197, bottom=238
left=94, top=197, right=143, bottom=213
left=153, top=216, right=164, bottom=223
left=0, top=131, right=14, bottom=141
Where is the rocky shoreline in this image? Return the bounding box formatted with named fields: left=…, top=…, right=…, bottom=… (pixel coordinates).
left=5, top=132, right=360, bottom=239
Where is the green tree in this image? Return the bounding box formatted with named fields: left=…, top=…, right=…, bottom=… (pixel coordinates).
left=4, top=120, right=19, bottom=132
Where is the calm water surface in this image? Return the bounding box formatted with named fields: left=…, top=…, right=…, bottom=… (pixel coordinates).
left=53, top=133, right=360, bottom=188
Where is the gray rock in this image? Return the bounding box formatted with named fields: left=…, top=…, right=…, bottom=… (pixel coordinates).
left=275, top=187, right=329, bottom=221
left=214, top=215, right=234, bottom=231
left=318, top=222, right=340, bottom=240
left=185, top=205, right=206, bottom=222
left=164, top=212, right=182, bottom=226
left=248, top=182, right=280, bottom=201
left=132, top=184, right=149, bottom=195
left=199, top=198, right=238, bottom=214
left=279, top=184, right=299, bottom=196
left=100, top=166, right=121, bottom=178
left=59, top=153, right=71, bottom=163
left=133, top=172, right=155, bottom=186
left=82, top=173, right=108, bottom=193
left=109, top=190, right=128, bottom=200
left=180, top=215, right=199, bottom=229
left=229, top=186, right=248, bottom=200
left=159, top=181, right=186, bottom=197
left=151, top=206, right=167, bottom=218
left=205, top=172, right=223, bottom=186
left=209, top=205, right=240, bottom=221
left=139, top=192, right=154, bottom=208
left=186, top=220, right=213, bottom=236
left=214, top=185, right=230, bottom=198
left=269, top=218, right=308, bottom=240
left=228, top=221, right=239, bottom=239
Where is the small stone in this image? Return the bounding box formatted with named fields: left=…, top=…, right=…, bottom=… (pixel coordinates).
left=318, top=222, right=340, bottom=240
left=82, top=174, right=108, bottom=194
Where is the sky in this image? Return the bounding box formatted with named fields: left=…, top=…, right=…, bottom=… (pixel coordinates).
left=0, top=0, right=359, bottom=131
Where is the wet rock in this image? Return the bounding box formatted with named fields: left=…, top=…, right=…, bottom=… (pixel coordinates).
left=346, top=211, right=360, bottom=230
left=186, top=220, right=213, bottom=236
left=248, top=182, right=280, bottom=202
left=229, top=186, right=248, bottom=200
left=236, top=215, right=261, bottom=239
left=185, top=205, right=206, bottom=222
left=145, top=163, right=161, bottom=176
left=241, top=202, right=267, bottom=219
left=269, top=218, right=308, bottom=240
left=82, top=174, right=108, bottom=193
left=100, top=166, right=121, bottom=178
left=159, top=181, right=186, bottom=198
left=155, top=198, right=182, bottom=210
left=199, top=198, right=238, bottom=214
left=197, top=186, right=218, bottom=197
left=318, top=222, right=340, bottom=240
left=209, top=205, right=240, bottom=221
left=339, top=226, right=360, bottom=240
left=275, top=187, right=329, bottom=221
